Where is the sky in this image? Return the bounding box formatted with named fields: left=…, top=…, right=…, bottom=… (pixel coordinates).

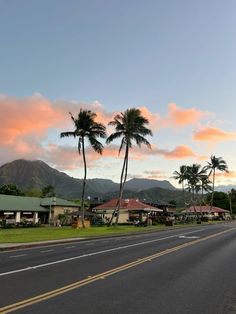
left=0, top=0, right=236, bottom=188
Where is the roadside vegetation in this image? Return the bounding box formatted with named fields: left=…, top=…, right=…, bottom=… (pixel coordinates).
left=172, top=155, right=229, bottom=211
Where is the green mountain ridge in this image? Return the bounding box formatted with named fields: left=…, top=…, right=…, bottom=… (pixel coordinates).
left=0, top=159, right=185, bottom=205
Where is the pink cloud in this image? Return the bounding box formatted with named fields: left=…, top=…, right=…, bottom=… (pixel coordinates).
left=43, top=144, right=121, bottom=171
left=100, top=143, right=197, bottom=161
left=40, top=142, right=198, bottom=173
left=0, top=94, right=112, bottom=166
left=193, top=127, right=236, bottom=142
left=0, top=94, right=66, bottom=146
left=44, top=144, right=79, bottom=170
left=154, top=145, right=197, bottom=159
left=216, top=171, right=236, bottom=179
left=138, top=106, right=160, bottom=130
left=143, top=170, right=168, bottom=179
left=160, top=103, right=209, bottom=128
left=0, top=93, right=206, bottom=171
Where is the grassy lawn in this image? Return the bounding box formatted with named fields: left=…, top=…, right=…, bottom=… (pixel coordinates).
left=0, top=225, right=163, bottom=243
left=0, top=221, right=220, bottom=243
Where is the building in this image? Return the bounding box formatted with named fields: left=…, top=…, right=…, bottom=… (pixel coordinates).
left=143, top=200, right=176, bottom=213
left=93, top=198, right=162, bottom=223
left=0, top=195, right=79, bottom=224
left=185, top=205, right=231, bottom=220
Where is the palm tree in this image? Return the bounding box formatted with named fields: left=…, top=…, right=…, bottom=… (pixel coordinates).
left=60, top=109, right=106, bottom=228
left=172, top=165, right=187, bottom=209
left=106, top=108, right=153, bottom=225
left=199, top=175, right=212, bottom=209
left=185, top=164, right=206, bottom=212
left=204, top=155, right=228, bottom=210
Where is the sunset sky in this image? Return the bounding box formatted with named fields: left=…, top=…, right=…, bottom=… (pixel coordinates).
left=0, top=0, right=235, bottom=188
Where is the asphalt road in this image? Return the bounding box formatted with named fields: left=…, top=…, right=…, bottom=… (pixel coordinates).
left=0, top=222, right=236, bottom=314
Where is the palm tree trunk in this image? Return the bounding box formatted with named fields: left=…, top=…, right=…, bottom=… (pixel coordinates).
left=210, top=169, right=215, bottom=212
left=109, top=145, right=128, bottom=226
left=192, top=188, right=196, bottom=213
left=200, top=185, right=203, bottom=213
left=81, top=137, right=86, bottom=228
left=195, top=190, right=200, bottom=221
left=115, top=146, right=129, bottom=225
left=185, top=182, right=191, bottom=208
left=108, top=153, right=126, bottom=225
left=182, top=181, right=186, bottom=210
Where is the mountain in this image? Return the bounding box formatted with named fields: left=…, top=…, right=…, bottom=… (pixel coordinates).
left=0, top=159, right=178, bottom=202
left=102, top=186, right=188, bottom=207
left=125, top=178, right=176, bottom=191
left=215, top=184, right=236, bottom=193
left=0, top=159, right=84, bottom=198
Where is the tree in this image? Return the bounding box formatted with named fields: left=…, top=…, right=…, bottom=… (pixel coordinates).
left=24, top=188, right=42, bottom=197
left=172, top=165, right=187, bottom=209
left=205, top=191, right=229, bottom=210
left=169, top=200, right=177, bottom=206
left=60, top=109, right=106, bottom=228
left=0, top=184, right=23, bottom=196
left=106, top=108, right=152, bottom=225
left=185, top=164, right=206, bottom=212
left=199, top=175, right=212, bottom=208
left=41, top=185, right=55, bottom=197
left=204, top=155, right=228, bottom=210
left=229, top=189, right=236, bottom=214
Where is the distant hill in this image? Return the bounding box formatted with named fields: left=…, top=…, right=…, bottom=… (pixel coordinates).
left=103, top=186, right=189, bottom=207
left=0, top=159, right=85, bottom=198
left=0, top=159, right=180, bottom=203
left=215, top=184, right=236, bottom=193
left=125, top=178, right=176, bottom=191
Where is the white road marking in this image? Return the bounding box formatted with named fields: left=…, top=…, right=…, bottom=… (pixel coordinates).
left=0, top=229, right=204, bottom=277
left=65, top=246, right=75, bottom=249
left=86, top=243, right=94, bottom=246
left=40, top=249, right=54, bottom=253
left=9, top=254, right=27, bottom=258
left=179, top=235, right=200, bottom=239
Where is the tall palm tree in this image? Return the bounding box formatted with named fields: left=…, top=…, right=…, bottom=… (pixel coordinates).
left=204, top=155, right=228, bottom=210
left=185, top=164, right=206, bottom=212
left=172, top=165, right=187, bottom=209
left=60, top=109, right=106, bottom=228
left=106, top=108, right=153, bottom=225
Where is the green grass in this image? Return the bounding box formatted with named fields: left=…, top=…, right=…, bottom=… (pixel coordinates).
left=0, top=221, right=222, bottom=243
left=0, top=225, right=162, bottom=243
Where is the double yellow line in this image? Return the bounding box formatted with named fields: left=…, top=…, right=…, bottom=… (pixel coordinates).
left=0, top=227, right=235, bottom=314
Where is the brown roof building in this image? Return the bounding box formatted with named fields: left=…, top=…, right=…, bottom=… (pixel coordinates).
left=94, top=198, right=162, bottom=224
left=186, top=206, right=230, bottom=214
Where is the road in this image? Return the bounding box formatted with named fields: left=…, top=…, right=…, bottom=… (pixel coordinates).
left=0, top=222, right=236, bottom=313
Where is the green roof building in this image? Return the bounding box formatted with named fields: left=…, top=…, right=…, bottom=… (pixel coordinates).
left=0, top=195, right=79, bottom=224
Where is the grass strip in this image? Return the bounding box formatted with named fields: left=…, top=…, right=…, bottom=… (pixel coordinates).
left=0, top=222, right=220, bottom=243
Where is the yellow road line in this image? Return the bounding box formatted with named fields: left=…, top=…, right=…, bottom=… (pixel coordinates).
left=0, top=227, right=235, bottom=314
